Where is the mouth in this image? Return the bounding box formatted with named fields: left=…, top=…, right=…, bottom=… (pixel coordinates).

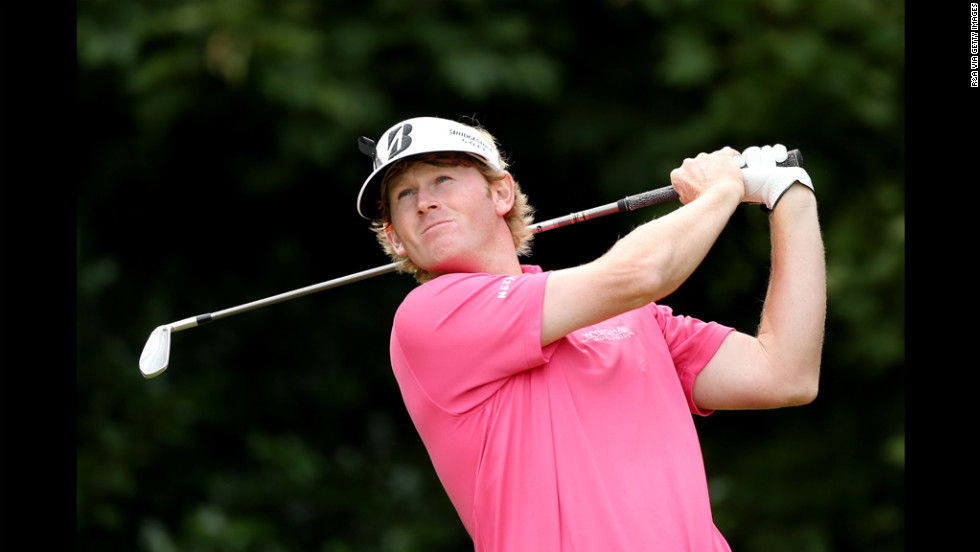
left=422, top=220, right=453, bottom=235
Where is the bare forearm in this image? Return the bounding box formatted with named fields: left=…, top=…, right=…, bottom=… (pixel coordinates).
left=756, top=184, right=826, bottom=401
left=542, top=184, right=741, bottom=345
left=541, top=148, right=745, bottom=346
left=603, top=184, right=742, bottom=303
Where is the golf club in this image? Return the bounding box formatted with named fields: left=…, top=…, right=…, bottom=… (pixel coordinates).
left=140, top=148, right=802, bottom=378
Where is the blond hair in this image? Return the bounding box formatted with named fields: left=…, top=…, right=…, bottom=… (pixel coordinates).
left=371, top=151, right=535, bottom=283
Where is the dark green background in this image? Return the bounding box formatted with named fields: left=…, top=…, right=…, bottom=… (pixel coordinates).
left=76, top=1, right=905, bottom=550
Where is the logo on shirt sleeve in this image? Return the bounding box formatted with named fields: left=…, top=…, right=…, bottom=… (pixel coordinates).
left=496, top=276, right=517, bottom=299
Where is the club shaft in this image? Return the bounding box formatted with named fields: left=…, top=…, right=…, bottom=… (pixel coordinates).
left=165, top=140, right=799, bottom=333
left=530, top=202, right=623, bottom=233
left=531, top=186, right=681, bottom=233
left=165, top=185, right=679, bottom=333
left=209, top=263, right=400, bottom=322
left=146, top=147, right=804, bottom=381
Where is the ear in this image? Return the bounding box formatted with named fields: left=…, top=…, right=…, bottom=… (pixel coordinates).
left=489, top=172, right=516, bottom=217
left=384, top=224, right=407, bottom=256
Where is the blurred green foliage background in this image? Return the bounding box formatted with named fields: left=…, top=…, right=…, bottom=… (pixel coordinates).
left=77, top=0, right=904, bottom=550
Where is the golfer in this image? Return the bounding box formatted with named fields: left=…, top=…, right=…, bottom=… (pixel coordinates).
left=356, top=116, right=825, bottom=551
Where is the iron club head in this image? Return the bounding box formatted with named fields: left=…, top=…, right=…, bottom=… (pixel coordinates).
left=140, top=325, right=172, bottom=378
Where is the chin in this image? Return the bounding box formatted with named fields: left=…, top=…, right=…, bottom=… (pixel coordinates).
left=421, top=255, right=478, bottom=276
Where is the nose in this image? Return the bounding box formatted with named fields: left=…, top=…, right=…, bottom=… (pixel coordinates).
left=415, top=187, right=440, bottom=214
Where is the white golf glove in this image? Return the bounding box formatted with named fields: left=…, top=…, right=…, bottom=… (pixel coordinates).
left=735, top=144, right=813, bottom=210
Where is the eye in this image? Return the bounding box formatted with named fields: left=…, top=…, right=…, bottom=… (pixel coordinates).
left=395, top=187, right=416, bottom=200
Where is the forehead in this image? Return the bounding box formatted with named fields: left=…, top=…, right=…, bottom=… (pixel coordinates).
left=386, top=159, right=475, bottom=190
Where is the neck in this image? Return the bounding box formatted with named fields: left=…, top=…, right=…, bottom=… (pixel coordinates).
left=434, top=220, right=524, bottom=278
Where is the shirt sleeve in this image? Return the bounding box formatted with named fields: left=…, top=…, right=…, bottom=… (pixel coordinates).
left=391, top=270, right=552, bottom=414
left=645, top=303, right=735, bottom=416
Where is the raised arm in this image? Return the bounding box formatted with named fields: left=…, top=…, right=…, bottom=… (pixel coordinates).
left=692, top=176, right=826, bottom=411
left=541, top=148, right=745, bottom=346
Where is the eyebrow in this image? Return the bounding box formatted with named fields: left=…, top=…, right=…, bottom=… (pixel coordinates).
left=386, top=177, right=412, bottom=199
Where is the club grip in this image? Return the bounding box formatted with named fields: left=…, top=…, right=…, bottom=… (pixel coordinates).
left=780, top=148, right=803, bottom=168
left=618, top=186, right=681, bottom=211
left=619, top=148, right=803, bottom=211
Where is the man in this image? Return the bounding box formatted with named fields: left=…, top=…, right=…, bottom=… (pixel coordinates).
left=356, top=116, right=825, bottom=551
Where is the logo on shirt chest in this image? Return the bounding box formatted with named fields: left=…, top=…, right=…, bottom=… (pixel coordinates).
left=579, top=325, right=635, bottom=343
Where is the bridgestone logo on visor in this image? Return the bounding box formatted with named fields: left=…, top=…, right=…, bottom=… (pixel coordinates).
left=386, top=123, right=413, bottom=163
left=450, top=129, right=492, bottom=156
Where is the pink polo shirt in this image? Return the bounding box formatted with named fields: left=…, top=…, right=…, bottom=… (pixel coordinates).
left=389, top=265, right=734, bottom=551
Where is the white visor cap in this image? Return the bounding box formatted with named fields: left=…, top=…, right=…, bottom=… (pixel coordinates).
left=356, top=117, right=503, bottom=221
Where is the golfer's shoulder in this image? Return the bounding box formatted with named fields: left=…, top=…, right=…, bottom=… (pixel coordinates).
left=396, top=270, right=544, bottom=321
left=395, top=273, right=483, bottom=315
left=391, top=273, right=489, bottom=337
